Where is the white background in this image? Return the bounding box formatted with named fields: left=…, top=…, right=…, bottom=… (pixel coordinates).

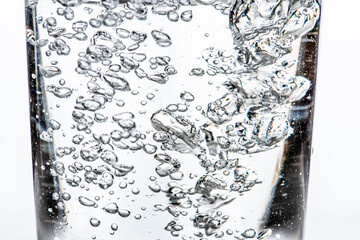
left=0, top=1, right=359, bottom=239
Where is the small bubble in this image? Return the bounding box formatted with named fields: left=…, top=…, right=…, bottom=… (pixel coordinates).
left=128, top=43, right=140, bottom=51
left=132, top=188, right=140, bottom=195
left=170, top=171, right=184, bottom=180
left=125, top=11, right=134, bottom=19
left=118, top=209, right=131, bottom=217
left=52, top=192, right=60, bottom=201
left=57, top=202, right=65, bottom=210
left=143, top=144, right=157, bottom=154
left=149, top=176, right=157, bottom=181
left=215, top=231, right=224, bottom=238
left=102, top=60, right=112, bottom=66
left=149, top=183, right=161, bottom=193
left=84, top=7, right=93, bottom=14
left=89, top=18, right=101, bottom=28
left=116, top=28, right=130, bottom=38
left=79, top=196, right=96, bottom=207
left=149, top=57, right=157, bottom=64
left=189, top=173, right=197, bottom=179
left=90, top=218, right=101, bottom=227
left=167, top=11, right=179, bottom=22
left=94, top=113, right=108, bottom=123
left=180, top=10, right=192, bottom=22
left=146, top=93, right=155, bottom=100
left=109, top=64, right=121, bottom=72
left=111, top=223, right=118, bottom=231
left=166, top=104, right=178, bottom=112
left=40, top=131, right=52, bottom=142
left=180, top=91, right=195, bottom=102
left=72, top=134, right=84, bottom=144
left=258, top=229, right=272, bottom=239
left=164, top=65, right=177, bottom=75
left=116, top=100, right=125, bottom=107
left=40, top=66, right=62, bottom=78
left=131, top=90, right=139, bottom=95
left=37, top=16, right=43, bottom=24
left=177, top=103, right=188, bottom=112
left=72, top=20, right=88, bottom=33
left=190, top=68, right=205, bottom=76
left=171, top=231, right=179, bottom=237
left=134, top=214, right=142, bottom=220
left=62, top=192, right=71, bottom=201
left=119, top=182, right=127, bottom=189
left=140, top=100, right=147, bottom=106
left=103, top=203, right=119, bottom=214
left=151, top=30, right=172, bottom=47
left=156, top=56, right=170, bottom=66
left=242, top=229, right=256, bottom=238
left=226, top=229, right=233, bottom=235
left=59, top=79, right=65, bottom=85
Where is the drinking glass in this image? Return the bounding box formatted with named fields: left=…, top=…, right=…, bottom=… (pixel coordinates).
left=25, top=0, right=321, bottom=239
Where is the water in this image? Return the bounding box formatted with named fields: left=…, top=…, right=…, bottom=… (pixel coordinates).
left=25, top=0, right=321, bottom=239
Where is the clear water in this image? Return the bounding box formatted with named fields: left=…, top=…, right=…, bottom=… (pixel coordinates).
left=25, top=0, right=321, bottom=239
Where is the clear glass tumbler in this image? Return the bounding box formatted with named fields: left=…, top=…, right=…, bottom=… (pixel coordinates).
left=25, top=0, right=321, bottom=239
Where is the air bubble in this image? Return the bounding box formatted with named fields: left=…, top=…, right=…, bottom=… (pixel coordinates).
left=116, top=100, right=125, bottom=107
left=111, top=223, right=118, bottom=231
left=119, top=181, right=128, bottom=189
left=79, top=196, right=96, bottom=207
left=118, top=209, right=131, bottom=217
left=180, top=10, right=192, bottom=22
left=103, top=203, right=119, bottom=214
left=242, top=229, right=256, bottom=238
left=167, top=11, right=179, bottom=22
left=190, top=68, right=205, bottom=76
left=151, top=30, right=172, bottom=47
left=149, top=183, right=161, bottom=193
left=146, top=93, right=155, bottom=100
left=166, top=104, right=178, bottom=112
left=143, top=144, right=157, bottom=154
left=40, top=66, right=62, bottom=78
left=180, top=91, right=195, bottom=102
left=258, top=229, right=272, bottom=239
left=90, top=218, right=101, bottom=227
left=89, top=18, right=102, bottom=28
left=132, top=188, right=140, bottom=195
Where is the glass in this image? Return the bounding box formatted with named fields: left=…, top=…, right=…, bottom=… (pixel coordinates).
left=25, top=0, right=321, bottom=239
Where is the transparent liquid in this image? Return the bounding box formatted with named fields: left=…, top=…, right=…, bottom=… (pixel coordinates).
left=26, top=0, right=321, bottom=239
